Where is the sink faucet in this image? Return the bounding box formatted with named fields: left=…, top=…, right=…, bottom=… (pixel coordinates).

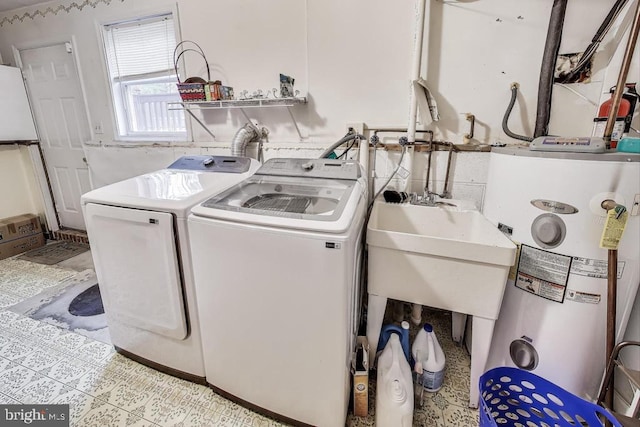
left=410, top=190, right=442, bottom=206
left=423, top=138, right=455, bottom=201
left=421, top=191, right=438, bottom=206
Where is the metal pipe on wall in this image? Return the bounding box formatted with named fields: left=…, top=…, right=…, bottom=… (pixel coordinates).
left=534, top=0, right=568, bottom=138
left=408, top=0, right=427, bottom=144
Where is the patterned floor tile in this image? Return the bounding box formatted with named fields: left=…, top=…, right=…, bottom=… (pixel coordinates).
left=178, top=405, right=221, bottom=427
left=47, top=358, right=94, bottom=384
left=0, top=310, right=21, bottom=324
left=195, top=389, right=230, bottom=411
left=51, top=331, right=90, bottom=353
left=104, top=381, right=154, bottom=411
left=14, top=376, right=66, bottom=404
left=75, top=340, right=114, bottom=364
left=75, top=402, right=128, bottom=427
left=0, top=339, right=34, bottom=361
left=412, top=406, right=445, bottom=427
left=141, top=393, right=190, bottom=425
left=236, top=407, right=283, bottom=427
left=20, top=347, right=65, bottom=371
left=53, top=388, right=96, bottom=425
left=442, top=403, right=478, bottom=426
left=0, top=356, right=14, bottom=371
left=74, top=367, right=122, bottom=397
left=7, top=316, right=42, bottom=333
left=0, top=391, right=21, bottom=404
left=0, top=293, right=22, bottom=308
left=0, top=365, right=39, bottom=396
left=31, top=322, right=65, bottom=341
left=0, top=255, right=486, bottom=427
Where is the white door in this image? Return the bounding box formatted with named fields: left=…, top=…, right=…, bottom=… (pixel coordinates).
left=19, top=43, right=92, bottom=230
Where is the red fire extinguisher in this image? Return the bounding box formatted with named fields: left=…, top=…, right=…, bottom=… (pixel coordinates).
left=593, top=83, right=638, bottom=148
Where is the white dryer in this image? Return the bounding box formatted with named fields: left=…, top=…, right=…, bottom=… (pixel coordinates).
left=188, top=158, right=366, bottom=427
left=81, top=155, right=259, bottom=382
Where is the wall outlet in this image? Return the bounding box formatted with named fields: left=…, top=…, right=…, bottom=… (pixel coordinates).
left=346, top=122, right=365, bottom=135
left=94, top=122, right=104, bottom=134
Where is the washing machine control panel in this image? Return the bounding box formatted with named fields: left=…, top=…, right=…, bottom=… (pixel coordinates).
left=168, top=155, right=251, bottom=173
left=256, top=158, right=361, bottom=180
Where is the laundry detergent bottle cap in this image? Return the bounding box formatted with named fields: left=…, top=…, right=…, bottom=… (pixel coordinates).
left=376, top=333, right=414, bottom=427
left=377, top=321, right=412, bottom=364
left=411, top=323, right=445, bottom=393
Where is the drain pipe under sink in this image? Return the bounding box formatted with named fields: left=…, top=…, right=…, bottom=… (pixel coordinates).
left=407, top=0, right=428, bottom=325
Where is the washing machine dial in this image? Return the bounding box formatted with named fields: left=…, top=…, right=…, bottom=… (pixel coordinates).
left=531, top=213, right=566, bottom=249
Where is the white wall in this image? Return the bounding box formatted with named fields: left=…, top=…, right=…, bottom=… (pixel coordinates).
left=0, top=0, right=637, bottom=190
left=0, top=145, right=44, bottom=220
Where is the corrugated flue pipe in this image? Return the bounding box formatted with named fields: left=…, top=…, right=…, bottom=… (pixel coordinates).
left=231, top=123, right=261, bottom=157
left=534, top=0, right=568, bottom=137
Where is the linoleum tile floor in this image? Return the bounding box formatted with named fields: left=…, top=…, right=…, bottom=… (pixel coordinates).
left=0, top=251, right=479, bottom=426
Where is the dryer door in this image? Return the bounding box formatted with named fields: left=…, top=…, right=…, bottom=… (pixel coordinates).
left=85, top=203, right=187, bottom=340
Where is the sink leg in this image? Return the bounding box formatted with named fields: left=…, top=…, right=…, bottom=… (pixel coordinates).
left=451, top=312, right=468, bottom=344
left=411, top=303, right=422, bottom=325
left=366, top=293, right=388, bottom=368
left=469, top=316, right=496, bottom=409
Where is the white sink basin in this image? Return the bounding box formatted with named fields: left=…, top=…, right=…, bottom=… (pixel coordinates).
left=367, top=200, right=517, bottom=319
left=366, top=200, right=518, bottom=408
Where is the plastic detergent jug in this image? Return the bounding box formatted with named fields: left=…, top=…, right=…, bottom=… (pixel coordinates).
left=411, top=323, right=445, bottom=393
left=377, top=321, right=411, bottom=363
left=376, top=333, right=414, bottom=427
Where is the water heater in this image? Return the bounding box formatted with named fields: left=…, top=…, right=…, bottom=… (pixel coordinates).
left=483, top=146, right=640, bottom=401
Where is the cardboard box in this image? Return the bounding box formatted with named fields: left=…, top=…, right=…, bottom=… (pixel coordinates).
left=0, top=214, right=44, bottom=260
left=352, top=336, right=370, bottom=417
left=0, top=233, right=45, bottom=260
left=0, top=213, right=42, bottom=243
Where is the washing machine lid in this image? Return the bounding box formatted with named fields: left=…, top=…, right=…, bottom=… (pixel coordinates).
left=191, top=159, right=364, bottom=232
left=81, top=156, right=260, bottom=217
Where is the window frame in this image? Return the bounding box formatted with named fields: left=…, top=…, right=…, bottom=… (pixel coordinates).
left=98, top=10, right=190, bottom=143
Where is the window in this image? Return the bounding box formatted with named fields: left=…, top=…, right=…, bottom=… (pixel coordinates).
left=102, top=13, right=186, bottom=140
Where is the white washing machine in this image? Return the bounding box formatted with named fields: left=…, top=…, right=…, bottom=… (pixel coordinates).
left=81, top=155, right=259, bottom=382
left=188, top=158, right=366, bottom=427
left=483, top=147, right=640, bottom=400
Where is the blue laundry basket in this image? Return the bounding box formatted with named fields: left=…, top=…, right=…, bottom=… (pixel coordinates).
left=479, top=367, right=621, bottom=427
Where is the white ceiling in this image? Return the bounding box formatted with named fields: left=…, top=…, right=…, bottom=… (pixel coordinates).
left=0, top=0, right=51, bottom=13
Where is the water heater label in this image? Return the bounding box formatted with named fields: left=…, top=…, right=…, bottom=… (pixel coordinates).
left=570, top=257, right=625, bottom=279
left=515, top=245, right=572, bottom=303
left=566, top=289, right=601, bottom=304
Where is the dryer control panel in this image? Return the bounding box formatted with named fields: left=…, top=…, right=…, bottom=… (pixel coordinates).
left=256, top=158, right=361, bottom=180
left=168, top=155, right=252, bottom=173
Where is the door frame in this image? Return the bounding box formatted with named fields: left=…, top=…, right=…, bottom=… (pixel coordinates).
left=12, top=36, right=95, bottom=233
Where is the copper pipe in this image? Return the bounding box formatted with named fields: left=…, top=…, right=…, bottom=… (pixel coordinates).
left=601, top=3, right=639, bottom=410
left=605, top=249, right=617, bottom=409
left=604, top=1, right=640, bottom=141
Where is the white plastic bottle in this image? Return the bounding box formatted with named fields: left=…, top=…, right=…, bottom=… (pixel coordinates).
left=411, top=323, right=445, bottom=393
left=376, top=333, right=414, bottom=427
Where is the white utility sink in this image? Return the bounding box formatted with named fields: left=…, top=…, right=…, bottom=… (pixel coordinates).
left=367, top=200, right=516, bottom=309
left=365, top=200, right=517, bottom=408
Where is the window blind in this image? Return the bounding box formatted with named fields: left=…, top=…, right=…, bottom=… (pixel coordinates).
left=104, top=14, right=176, bottom=81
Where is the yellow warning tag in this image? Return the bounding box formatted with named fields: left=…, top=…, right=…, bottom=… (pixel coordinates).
left=599, top=209, right=629, bottom=250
